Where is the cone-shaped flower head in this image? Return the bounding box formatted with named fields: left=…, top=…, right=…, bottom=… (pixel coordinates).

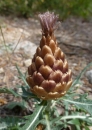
left=27, top=12, right=72, bottom=100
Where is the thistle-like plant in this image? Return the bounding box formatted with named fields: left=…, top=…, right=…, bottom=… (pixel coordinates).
left=27, top=11, right=72, bottom=100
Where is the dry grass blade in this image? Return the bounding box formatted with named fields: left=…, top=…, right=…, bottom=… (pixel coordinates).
left=12, top=29, right=24, bottom=53
left=0, top=25, right=10, bottom=60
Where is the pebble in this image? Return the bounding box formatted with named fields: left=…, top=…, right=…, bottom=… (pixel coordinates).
left=89, top=127, right=92, bottom=130
left=87, top=95, right=92, bottom=100
left=24, top=59, right=32, bottom=67
left=0, top=68, right=4, bottom=73
left=86, top=70, right=92, bottom=84
left=76, top=88, right=84, bottom=94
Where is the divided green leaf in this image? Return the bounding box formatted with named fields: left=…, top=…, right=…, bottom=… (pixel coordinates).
left=5, top=100, right=28, bottom=110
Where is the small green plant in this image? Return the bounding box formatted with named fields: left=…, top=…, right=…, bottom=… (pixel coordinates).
left=0, top=0, right=35, bottom=17
left=0, top=0, right=92, bottom=19
left=34, top=0, right=92, bottom=19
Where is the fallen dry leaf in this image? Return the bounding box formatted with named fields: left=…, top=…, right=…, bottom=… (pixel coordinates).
left=0, top=98, right=7, bottom=106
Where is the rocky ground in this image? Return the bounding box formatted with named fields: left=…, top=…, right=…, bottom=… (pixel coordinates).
left=0, top=15, right=92, bottom=124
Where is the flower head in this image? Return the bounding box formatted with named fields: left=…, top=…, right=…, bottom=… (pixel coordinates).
left=27, top=12, right=72, bottom=100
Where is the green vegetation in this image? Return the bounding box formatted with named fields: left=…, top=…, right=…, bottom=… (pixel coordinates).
left=0, top=63, right=92, bottom=129
left=0, top=0, right=92, bottom=19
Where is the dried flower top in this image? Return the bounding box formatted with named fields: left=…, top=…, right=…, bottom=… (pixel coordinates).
left=38, top=11, right=58, bottom=36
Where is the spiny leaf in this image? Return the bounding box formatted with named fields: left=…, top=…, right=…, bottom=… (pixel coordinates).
left=0, top=116, right=24, bottom=130
left=20, top=100, right=46, bottom=130
left=20, top=86, right=40, bottom=101
left=5, top=100, right=28, bottom=110
left=0, top=88, right=19, bottom=97
left=63, top=94, right=92, bottom=115
left=16, top=65, right=29, bottom=87
left=51, top=115, right=92, bottom=125
left=68, top=119, right=81, bottom=126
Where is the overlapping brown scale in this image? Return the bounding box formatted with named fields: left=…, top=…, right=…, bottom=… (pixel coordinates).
left=39, top=65, right=52, bottom=79
left=49, top=39, right=56, bottom=54
left=28, top=62, right=36, bottom=75
left=35, top=56, right=44, bottom=69
left=46, top=35, right=51, bottom=45
left=68, top=69, right=72, bottom=79
left=41, top=80, right=56, bottom=92
left=53, top=82, right=66, bottom=93
left=44, top=54, right=55, bottom=67
left=62, top=59, right=68, bottom=73
left=65, top=80, right=72, bottom=91
left=40, top=36, right=46, bottom=48
left=41, top=45, right=52, bottom=58
left=49, top=70, right=62, bottom=83
left=26, top=76, right=35, bottom=87
left=33, top=72, right=44, bottom=85
left=61, top=51, right=65, bottom=62
left=54, top=47, right=61, bottom=59
left=32, top=54, right=37, bottom=62
left=32, top=85, right=66, bottom=100
left=53, top=60, right=63, bottom=71
left=47, top=91, right=65, bottom=100
left=62, top=73, right=69, bottom=83
left=28, top=66, right=32, bottom=75
left=36, top=47, right=41, bottom=57
left=33, top=86, right=48, bottom=97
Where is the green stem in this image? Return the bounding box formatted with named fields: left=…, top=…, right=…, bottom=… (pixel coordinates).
left=46, top=100, right=52, bottom=110
left=45, top=113, right=51, bottom=130
left=52, top=115, right=92, bottom=123
left=44, top=100, right=52, bottom=130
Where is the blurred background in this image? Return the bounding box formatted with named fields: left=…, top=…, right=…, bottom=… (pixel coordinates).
left=0, top=0, right=92, bottom=19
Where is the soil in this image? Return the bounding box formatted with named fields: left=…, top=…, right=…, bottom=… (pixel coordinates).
left=0, top=15, right=92, bottom=129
